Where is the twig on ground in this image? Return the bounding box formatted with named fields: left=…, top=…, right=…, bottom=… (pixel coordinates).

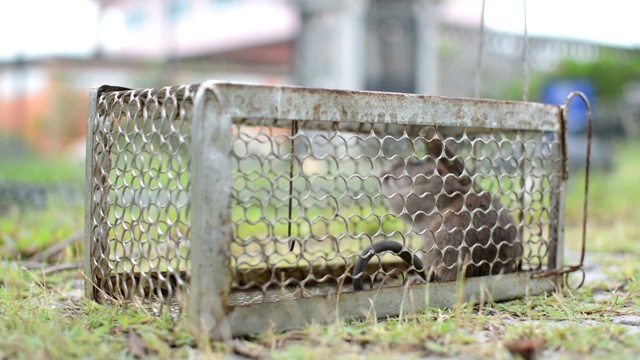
left=28, top=231, right=82, bottom=262
left=41, top=262, right=82, bottom=275
left=232, top=339, right=271, bottom=360
left=21, top=261, right=82, bottom=275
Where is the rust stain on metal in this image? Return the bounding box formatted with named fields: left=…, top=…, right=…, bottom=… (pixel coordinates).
left=313, top=103, right=322, bottom=118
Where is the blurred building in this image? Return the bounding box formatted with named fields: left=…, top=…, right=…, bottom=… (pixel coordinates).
left=0, top=0, right=638, bottom=155
left=295, top=0, right=438, bottom=94
left=0, top=0, right=300, bottom=154
left=96, top=0, right=298, bottom=84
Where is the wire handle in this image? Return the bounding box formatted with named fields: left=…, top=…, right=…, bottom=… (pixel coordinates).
left=533, top=91, right=591, bottom=289
left=563, top=91, right=592, bottom=270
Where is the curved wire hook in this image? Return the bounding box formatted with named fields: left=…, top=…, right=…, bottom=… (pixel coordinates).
left=562, top=91, right=592, bottom=284
left=563, top=266, right=586, bottom=290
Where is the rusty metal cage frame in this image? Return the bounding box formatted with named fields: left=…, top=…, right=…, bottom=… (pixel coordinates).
left=85, top=81, right=574, bottom=338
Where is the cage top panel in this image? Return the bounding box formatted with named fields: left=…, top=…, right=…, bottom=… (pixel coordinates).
left=97, top=82, right=563, bottom=132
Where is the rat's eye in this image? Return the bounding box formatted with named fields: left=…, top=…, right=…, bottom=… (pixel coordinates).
left=408, top=158, right=422, bottom=167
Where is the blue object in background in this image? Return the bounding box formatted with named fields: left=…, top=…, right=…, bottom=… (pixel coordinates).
left=541, top=79, right=595, bottom=134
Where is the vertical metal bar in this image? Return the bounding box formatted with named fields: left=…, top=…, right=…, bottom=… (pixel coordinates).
left=84, top=87, right=100, bottom=300
left=288, top=120, right=299, bottom=251
left=522, top=0, right=529, bottom=102
left=517, top=130, right=527, bottom=264
left=563, top=91, right=592, bottom=268
left=475, top=0, right=486, bottom=98
left=189, top=81, right=233, bottom=340
left=580, top=102, right=592, bottom=267
left=85, top=86, right=131, bottom=301
left=548, top=110, right=567, bottom=270
left=552, top=169, right=567, bottom=270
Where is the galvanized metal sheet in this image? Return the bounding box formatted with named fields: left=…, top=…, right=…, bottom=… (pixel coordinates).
left=209, top=82, right=562, bottom=132
left=225, top=273, right=558, bottom=336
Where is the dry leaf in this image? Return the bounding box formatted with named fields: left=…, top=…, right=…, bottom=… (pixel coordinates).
left=128, top=331, right=147, bottom=359
left=505, top=338, right=546, bottom=360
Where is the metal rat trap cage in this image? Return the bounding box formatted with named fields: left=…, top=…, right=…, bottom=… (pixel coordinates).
left=85, top=82, right=587, bottom=338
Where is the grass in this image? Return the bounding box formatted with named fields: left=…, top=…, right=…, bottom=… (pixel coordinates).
left=0, top=270, right=199, bottom=359
left=0, top=201, right=83, bottom=260
left=0, top=140, right=639, bottom=358
left=565, top=140, right=640, bottom=222
left=564, top=140, right=640, bottom=254
left=0, top=157, right=84, bottom=184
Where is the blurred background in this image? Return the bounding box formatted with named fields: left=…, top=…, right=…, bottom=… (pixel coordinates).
left=0, top=0, right=639, bottom=237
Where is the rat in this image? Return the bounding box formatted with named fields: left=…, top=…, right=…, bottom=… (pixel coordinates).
left=353, top=126, right=522, bottom=291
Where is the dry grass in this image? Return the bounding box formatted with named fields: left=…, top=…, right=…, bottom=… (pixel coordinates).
left=0, top=141, right=639, bottom=358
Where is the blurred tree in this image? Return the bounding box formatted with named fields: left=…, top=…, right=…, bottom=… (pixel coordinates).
left=556, top=55, right=640, bottom=101
left=501, top=53, right=640, bottom=102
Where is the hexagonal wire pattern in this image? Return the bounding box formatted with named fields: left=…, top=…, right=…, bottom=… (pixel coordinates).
left=85, top=83, right=572, bottom=337
left=85, top=85, right=196, bottom=303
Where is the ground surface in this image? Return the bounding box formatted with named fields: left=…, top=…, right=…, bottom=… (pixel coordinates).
left=0, top=141, right=638, bottom=359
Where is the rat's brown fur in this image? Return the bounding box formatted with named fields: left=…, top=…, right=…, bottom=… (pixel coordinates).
left=353, top=127, right=522, bottom=290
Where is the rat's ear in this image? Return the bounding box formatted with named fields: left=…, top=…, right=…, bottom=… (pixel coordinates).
left=420, top=126, right=466, bottom=177
left=418, top=126, right=439, bottom=144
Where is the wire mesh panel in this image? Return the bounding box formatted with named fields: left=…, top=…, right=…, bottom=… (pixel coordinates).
left=85, top=85, right=196, bottom=302
left=86, top=82, right=571, bottom=337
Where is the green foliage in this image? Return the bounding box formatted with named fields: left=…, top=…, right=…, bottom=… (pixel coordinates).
left=499, top=73, right=548, bottom=102
left=584, top=140, right=640, bottom=221
left=564, top=141, right=640, bottom=254
left=0, top=157, right=83, bottom=184
left=0, top=130, right=83, bottom=184
left=0, top=202, right=83, bottom=260
left=501, top=53, right=640, bottom=102
left=556, top=54, right=640, bottom=100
